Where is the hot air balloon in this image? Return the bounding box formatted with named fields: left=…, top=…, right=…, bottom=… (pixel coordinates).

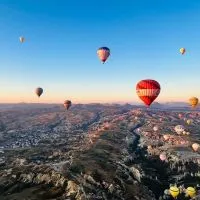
left=35, top=87, right=43, bottom=97
left=174, top=125, right=185, bottom=135
left=189, top=97, right=199, bottom=108
left=136, top=79, right=161, bottom=107
left=178, top=113, right=183, bottom=119
left=169, top=186, right=179, bottom=199
left=19, top=36, right=25, bottom=43
left=97, top=47, right=110, bottom=63
left=192, top=143, right=199, bottom=152
left=153, top=126, right=159, bottom=132
left=186, top=187, right=196, bottom=198
left=64, top=100, right=72, bottom=110
left=186, top=119, right=193, bottom=125
left=180, top=48, right=186, bottom=55
left=159, top=153, right=167, bottom=161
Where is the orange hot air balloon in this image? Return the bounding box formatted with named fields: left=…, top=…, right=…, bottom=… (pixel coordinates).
left=163, top=134, right=170, bottom=141
left=189, top=97, right=199, bottom=108
left=192, top=143, right=199, bottom=152
left=136, top=79, right=161, bottom=106
left=97, top=47, right=110, bottom=63
left=35, top=87, right=43, bottom=97
left=159, top=153, right=167, bottom=161
left=180, top=48, right=186, bottom=55
left=64, top=100, right=72, bottom=110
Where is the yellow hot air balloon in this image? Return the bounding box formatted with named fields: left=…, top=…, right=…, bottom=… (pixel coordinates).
left=186, top=187, right=196, bottom=198
left=189, top=97, right=199, bottom=108
left=180, top=48, right=186, bottom=55
left=169, top=186, right=179, bottom=199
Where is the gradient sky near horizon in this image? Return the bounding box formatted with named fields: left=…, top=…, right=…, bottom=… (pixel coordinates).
left=1, top=0, right=200, bottom=104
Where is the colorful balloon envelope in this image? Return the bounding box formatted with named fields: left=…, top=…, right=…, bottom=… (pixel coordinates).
left=186, top=119, right=193, bottom=125
left=189, top=97, right=199, bottom=108
left=192, top=143, right=199, bottom=152
left=97, top=47, right=110, bottom=63
left=180, top=48, right=186, bottom=55
left=64, top=100, right=72, bottom=110
left=178, top=113, right=183, bottom=119
left=19, top=36, right=25, bottom=43
left=174, top=125, right=185, bottom=135
left=169, top=186, right=179, bottom=198
left=186, top=187, right=196, bottom=198
left=35, top=87, right=43, bottom=97
left=136, top=79, right=161, bottom=106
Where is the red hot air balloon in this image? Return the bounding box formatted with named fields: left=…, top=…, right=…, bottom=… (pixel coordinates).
left=97, top=47, right=110, bottom=64
left=64, top=100, right=72, bottom=110
left=136, top=79, right=161, bottom=106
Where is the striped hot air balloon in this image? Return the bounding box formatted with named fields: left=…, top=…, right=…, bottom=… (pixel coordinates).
left=97, top=47, right=110, bottom=63
left=136, top=79, right=161, bottom=106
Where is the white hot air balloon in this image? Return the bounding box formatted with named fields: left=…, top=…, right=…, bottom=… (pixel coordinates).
left=192, top=143, right=199, bottom=152
left=19, top=36, right=25, bottom=43
left=153, top=126, right=159, bottom=132
left=174, top=125, right=185, bottom=135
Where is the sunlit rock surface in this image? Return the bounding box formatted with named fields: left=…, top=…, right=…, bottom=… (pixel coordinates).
left=0, top=104, right=199, bottom=199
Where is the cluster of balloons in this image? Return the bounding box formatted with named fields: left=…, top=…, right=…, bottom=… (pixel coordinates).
left=19, top=37, right=199, bottom=109
left=169, top=186, right=197, bottom=199
left=35, top=87, right=71, bottom=110
left=135, top=79, right=199, bottom=108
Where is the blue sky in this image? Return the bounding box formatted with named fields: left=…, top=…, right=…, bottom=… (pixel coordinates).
left=0, top=0, right=200, bottom=103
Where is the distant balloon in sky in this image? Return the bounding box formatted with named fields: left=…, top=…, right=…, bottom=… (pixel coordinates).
left=97, top=47, right=110, bottom=64
left=35, top=87, right=43, bottom=97
left=192, top=143, right=199, bottom=152
left=180, top=48, right=185, bottom=55
left=19, top=36, right=25, bottom=43
left=136, top=79, right=161, bottom=106
left=64, top=100, right=72, bottom=110
left=189, top=97, right=199, bottom=108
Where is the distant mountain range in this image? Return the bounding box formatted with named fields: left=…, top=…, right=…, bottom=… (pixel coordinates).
left=0, top=101, right=198, bottom=111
